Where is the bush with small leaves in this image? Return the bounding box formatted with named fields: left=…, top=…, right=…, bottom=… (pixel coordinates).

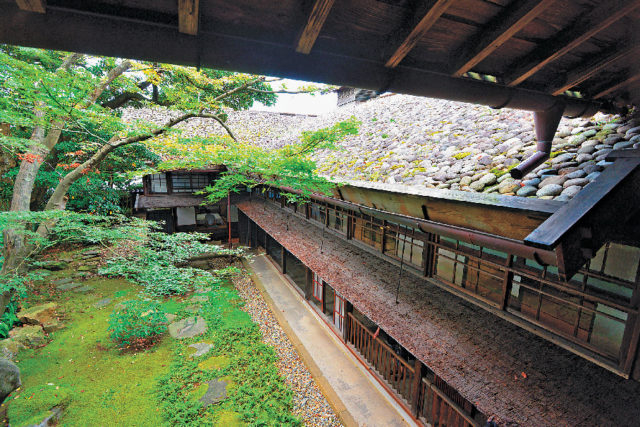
left=108, top=299, right=167, bottom=351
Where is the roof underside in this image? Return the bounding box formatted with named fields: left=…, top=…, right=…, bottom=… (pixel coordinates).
left=2, top=0, right=639, bottom=114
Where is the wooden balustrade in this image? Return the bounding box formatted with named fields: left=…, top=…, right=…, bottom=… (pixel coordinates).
left=347, top=312, right=415, bottom=402
left=416, top=377, right=480, bottom=427
left=347, top=312, right=480, bottom=427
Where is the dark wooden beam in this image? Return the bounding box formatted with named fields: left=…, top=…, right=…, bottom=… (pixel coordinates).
left=16, top=0, right=45, bottom=13
left=385, top=0, right=457, bottom=68
left=594, top=72, right=640, bottom=100
left=178, top=0, right=199, bottom=36
left=0, top=3, right=603, bottom=116
left=525, top=157, right=640, bottom=280
left=295, top=0, right=335, bottom=54
left=552, top=44, right=639, bottom=96
left=452, top=0, right=555, bottom=77
left=507, top=0, right=640, bottom=87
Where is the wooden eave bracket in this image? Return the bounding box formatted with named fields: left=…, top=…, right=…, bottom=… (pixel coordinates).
left=452, top=0, right=556, bottom=77
left=295, top=0, right=336, bottom=54
left=385, top=0, right=457, bottom=68
left=507, top=0, right=640, bottom=87
left=178, top=0, right=199, bottom=36
left=525, top=151, right=640, bottom=280
left=16, top=0, right=45, bottom=13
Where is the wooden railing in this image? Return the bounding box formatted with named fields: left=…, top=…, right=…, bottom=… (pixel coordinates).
left=347, top=312, right=480, bottom=427
left=347, top=312, right=415, bottom=402
left=416, top=377, right=480, bottom=427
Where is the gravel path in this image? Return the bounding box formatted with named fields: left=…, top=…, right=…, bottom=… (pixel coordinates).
left=230, top=260, right=343, bottom=427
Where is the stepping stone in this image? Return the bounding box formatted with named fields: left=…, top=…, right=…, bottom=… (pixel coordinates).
left=94, top=298, right=112, bottom=308
left=195, top=287, right=212, bottom=294
left=199, top=379, right=228, bottom=406
left=52, top=278, right=73, bottom=285
left=73, top=285, right=93, bottom=293
left=191, top=295, right=208, bottom=303
left=185, top=305, right=201, bottom=314
left=57, top=282, right=81, bottom=291
left=77, top=265, right=94, bottom=272
left=168, top=317, right=207, bottom=339
left=188, top=342, right=213, bottom=358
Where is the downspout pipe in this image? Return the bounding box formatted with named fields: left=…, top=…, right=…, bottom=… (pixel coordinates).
left=510, top=102, right=566, bottom=179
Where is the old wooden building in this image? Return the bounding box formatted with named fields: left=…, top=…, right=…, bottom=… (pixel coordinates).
left=3, top=0, right=640, bottom=425
left=134, top=167, right=238, bottom=238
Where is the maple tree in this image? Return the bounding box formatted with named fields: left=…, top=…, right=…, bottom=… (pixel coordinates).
left=0, top=45, right=339, bottom=315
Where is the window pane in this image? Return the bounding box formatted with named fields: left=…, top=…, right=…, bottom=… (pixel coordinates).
left=603, top=243, right=640, bottom=282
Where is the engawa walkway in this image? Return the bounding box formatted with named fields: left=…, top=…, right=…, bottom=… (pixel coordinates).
left=245, top=253, right=416, bottom=427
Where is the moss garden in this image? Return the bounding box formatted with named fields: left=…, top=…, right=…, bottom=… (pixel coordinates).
left=1, top=231, right=301, bottom=426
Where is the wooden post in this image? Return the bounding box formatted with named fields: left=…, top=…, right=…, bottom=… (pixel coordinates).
left=281, top=246, right=286, bottom=274
left=305, top=266, right=312, bottom=300
left=411, top=358, right=424, bottom=416
left=342, top=301, right=352, bottom=342
left=500, top=255, right=514, bottom=310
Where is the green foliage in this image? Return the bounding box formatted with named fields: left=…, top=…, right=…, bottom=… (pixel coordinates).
left=108, top=299, right=167, bottom=350
left=381, top=133, right=389, bottom=139
left=149, top=117, right=361, bottom=205
left=99, top=230, right=242, bottom=296
left=0, top=298, right=20, bottom=338
left=156, top=282, right=301, bottom=426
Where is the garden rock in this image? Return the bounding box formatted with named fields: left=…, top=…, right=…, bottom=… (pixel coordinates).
left=18, top=302, right=57, bottom=326
left=168, top=317, right=207, bottom=339
left=40, top=261, right=68, bottom=271
left=57, top=282, right=81, bottom=291
left=51, top=278, right=72, bottom=286
left=0, top=339, right=24, bottom=360
left=199, top=379, right=228, bottom=407
left=73, top=285, right=93, bottom=293
left=191, top=295, right=208, bottom=303
left=76, top=265, right=94, bottom=272
left=94, top=298, right=112, bottom=308
left=43, top=319, right=64, bottom=334
left=9, top=325, right=47, bottom=348
left=0, top=358, right=20, bottom=403
left=188, top=342, right=213, bottom=358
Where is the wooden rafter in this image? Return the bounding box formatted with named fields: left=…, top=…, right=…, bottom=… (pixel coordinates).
left=594, top=72, right=640, bottom=99
left=178, top=0, right=199, bottom=36
left=452, top=0, right=555, bottom=77
left=507, top=0, right=640, bottom=87
left=16, top=0, right=45, bottom=13
left=295, top=0, right=336, bottom=54
left=385, top=0, right=457, bottom=68
left=552, top=44, right=639, bottom=96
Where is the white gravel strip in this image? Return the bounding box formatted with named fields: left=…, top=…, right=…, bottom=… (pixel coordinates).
left=230, top=260, right=343, bottom=427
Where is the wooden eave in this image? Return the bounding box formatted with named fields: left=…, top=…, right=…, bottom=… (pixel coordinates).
left=1, top=0, right=638, bottom=109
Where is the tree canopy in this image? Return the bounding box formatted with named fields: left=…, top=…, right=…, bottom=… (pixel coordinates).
left=0, top=45, right=356, bottom=316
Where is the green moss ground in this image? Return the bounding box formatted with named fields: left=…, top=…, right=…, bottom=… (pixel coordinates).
left=11, top=275, right=172, bottom=426
left=6, top=248, right=301, bottom=426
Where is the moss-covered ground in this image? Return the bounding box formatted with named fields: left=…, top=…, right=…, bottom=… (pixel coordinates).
left=4, top=248, right=300, bottom=426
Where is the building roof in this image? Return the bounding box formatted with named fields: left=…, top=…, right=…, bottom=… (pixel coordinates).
left=124, top=94, right=640, bottom=203
left=239, top=198, right=640, bottom=427
left=1, top=0, right=638, bottom=113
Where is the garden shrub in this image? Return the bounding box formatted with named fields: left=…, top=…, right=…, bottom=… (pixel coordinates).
left=108, top=299, right=167, bottom=351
